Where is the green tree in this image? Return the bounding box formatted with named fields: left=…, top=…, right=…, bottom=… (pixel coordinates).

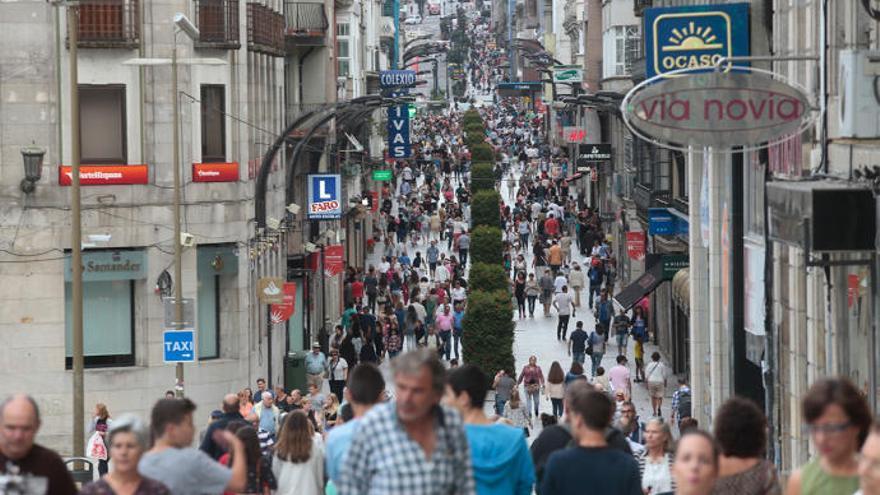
left=470, top=143, right=494, bottom=162
left=471, top=190, right=501, bottom=228
left=470, top=226, right=503, bottom=265
left=468, top=262, right=510, bottom=293
left=462, top=290, right=515, bottom=377
left=470, top=162, right=495, bottom=192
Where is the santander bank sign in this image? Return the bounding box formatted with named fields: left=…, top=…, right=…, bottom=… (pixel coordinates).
left=622, top=68, right=818, bottom=150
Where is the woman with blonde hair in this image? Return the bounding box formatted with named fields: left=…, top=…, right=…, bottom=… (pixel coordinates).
left=88, top=403, right=113, bottom=475
left=639, top=417, right=675, bottom=494
left=239, top=389, right=254, bottom=418
left=272, top=411, right=324, bottom=495
left=504, top=388, right=532, bottom=438
left=323, top=393, right=340, bottom=430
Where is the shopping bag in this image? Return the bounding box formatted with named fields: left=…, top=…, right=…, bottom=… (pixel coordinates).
left=86, top=431, right=108, bottom=460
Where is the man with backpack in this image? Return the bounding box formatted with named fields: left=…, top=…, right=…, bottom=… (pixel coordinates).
left=670, top=377, right=692, bottom=427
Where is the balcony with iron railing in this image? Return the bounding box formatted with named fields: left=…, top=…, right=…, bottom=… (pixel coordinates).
left=195, top=0, right=241, bottom=49
left=634, top=0, right=652, bottom=17
left=284, top=2, right=329, bottom=42
left=247, top=2, right=285, bottom=56
left=634, top=183, right=672, bottom=220
left=70, top=0, right=140, bottom=48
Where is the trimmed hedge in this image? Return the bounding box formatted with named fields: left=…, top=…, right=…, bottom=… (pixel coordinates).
left=470, top=162, right=495, bottom=192
left=471, top=189, right=501, bottom=228
left=468, top=262, right=510, bottom=293
left=470, top=143, right=494, bottom=162
left=462, top=109, right=482, bottom=126
left=462, top=290, right=515, bottom=377
left=471, top=226, right=503, bottom=265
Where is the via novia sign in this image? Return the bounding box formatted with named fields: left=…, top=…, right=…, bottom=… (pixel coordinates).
left=307, top=174, right=342, bottom=219
left=622, top=68, right=817, bottom=150
left=381, top=70, right=415, bottom=159
left=645, top=3, right=750, bottom=79
left=163, top=329, right=195, bottom=363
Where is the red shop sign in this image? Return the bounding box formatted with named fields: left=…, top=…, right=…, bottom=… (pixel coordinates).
left=58, top=165, right=148, bottom=186
left=308, top=244, right=346, bottom=277
left=193, top=162, right=239, bottom=182
left=270, top=282, right=297, bottom=324
left=324, top=244, right=345, bottom=277
left=848, top=274, right=860, bottom=308
left=626, top=231, right=646, bottom=261
left=370, top=191, right=379, bottom=213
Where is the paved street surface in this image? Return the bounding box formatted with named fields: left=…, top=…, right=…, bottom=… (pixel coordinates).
left=360, top=122, right=677, bottom=441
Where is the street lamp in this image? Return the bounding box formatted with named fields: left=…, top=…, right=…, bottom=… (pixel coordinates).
left=20, top=145, right=46, bottom=194
left=172, top=13, right=200, bottom=397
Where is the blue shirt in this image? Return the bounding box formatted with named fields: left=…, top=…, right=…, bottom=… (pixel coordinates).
left=258, top=406, right=276, bottom=435
left=464, top=424, right=534, bottom=495
left=305, top=351, right=328, bottom=375
left=453, top=310, right=465, bottom=330
left=325, top=418, right=362, bottom=483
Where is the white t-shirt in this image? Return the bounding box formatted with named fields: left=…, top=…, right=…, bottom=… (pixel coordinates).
left=328, top=358, right=348, bottom=381
left=554, top=275, right=567, bottom=293
left=378, top=261, right=391, bottom=274
left=451, top=287, right=467, bottom=301
left=554, top=292, right=573, bottom=316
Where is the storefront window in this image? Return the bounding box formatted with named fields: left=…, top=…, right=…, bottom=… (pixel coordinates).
left=65, top=250, right=143, bottom=368
left=197, top=245, right=238, bottom=359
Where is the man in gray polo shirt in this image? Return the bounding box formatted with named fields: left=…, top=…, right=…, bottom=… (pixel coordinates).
left=492, top=369, right=516, bottom=416
left=139, top=398, right=247, bottom=495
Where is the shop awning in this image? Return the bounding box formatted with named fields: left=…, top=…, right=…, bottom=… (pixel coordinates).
left=614, top=262, right=665, bottom=311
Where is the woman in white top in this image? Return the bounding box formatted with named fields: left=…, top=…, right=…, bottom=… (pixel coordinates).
left=544, top=361, right=566, bottom=419
left=638, top=417, right=675, bottom=494
left=568, top=262, right=585, bottom=307
left=645, top=352, right=669, bottom=417
left=272, top=410, right=324, bottom=495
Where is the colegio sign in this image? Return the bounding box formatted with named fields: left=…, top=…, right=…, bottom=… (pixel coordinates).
left=622, top=68, right=817, bottom=150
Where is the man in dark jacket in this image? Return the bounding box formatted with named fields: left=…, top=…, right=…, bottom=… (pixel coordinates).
left=199, top=394, right=244, bottom=460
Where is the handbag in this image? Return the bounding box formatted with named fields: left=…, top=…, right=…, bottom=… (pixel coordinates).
left=585, top=334, right=594, bottom=355
left=526, top=383, right=541, bottom=394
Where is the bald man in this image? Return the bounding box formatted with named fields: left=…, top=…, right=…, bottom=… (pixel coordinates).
left=199, top=394, right=245, bottom=460
left=0, top=394, right=76, bottom=495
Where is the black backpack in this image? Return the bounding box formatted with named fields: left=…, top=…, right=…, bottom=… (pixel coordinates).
left=677, top=389, right=692, bottom=420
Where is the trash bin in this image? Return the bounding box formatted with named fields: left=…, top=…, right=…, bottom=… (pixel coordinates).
left=284, top=351, right=307, bottom=393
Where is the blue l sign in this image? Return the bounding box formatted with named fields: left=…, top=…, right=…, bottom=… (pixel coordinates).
left=644, top=3, right=750, bottom=78
left=307, top=174, right=342, bottom=220
left=164, top=330, right=195, bottom=363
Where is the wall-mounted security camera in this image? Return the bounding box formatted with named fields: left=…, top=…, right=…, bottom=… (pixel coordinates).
left=180, top=232, right=195, bottom=247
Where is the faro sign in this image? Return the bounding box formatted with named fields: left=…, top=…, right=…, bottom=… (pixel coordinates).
left=622, top=68, right=817, bottom=150
left=645, top=3, right=750, bottom=78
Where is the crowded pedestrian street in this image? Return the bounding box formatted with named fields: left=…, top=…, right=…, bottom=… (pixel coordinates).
left=4, top=0, right=880, bottom=494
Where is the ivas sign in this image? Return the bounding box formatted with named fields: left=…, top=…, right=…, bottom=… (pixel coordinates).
left=645, top=3, right=750, bottom=78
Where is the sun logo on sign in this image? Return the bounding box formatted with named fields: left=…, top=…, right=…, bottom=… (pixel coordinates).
left=662, top=22, right=723, bottom=51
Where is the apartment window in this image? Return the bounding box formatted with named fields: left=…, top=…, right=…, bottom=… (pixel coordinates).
left=201, top=85, right=226, bottom=162
left=65, top=250, right=143, bottom=368
left=79, top=85, right=126, bottom=163
left=337, top=22, right=351, bottom=77
left=602, top=25, right=640, bottom=78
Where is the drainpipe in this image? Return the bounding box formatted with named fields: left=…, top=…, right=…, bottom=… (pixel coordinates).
left=584, top=0, right=601, bottom=92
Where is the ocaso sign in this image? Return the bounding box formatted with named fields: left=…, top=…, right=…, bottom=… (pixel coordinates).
left=622, top=68, right=816, bottom=150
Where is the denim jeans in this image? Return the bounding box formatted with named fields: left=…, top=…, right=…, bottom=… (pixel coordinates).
left=452, top=330, right=462, bottom=360
left=527, top=296, right=537, bottom=315
left=494, top=397, right=507, bottom=416
left=591, top=352, right=604, bottom=377
left=572, top=352, right=586, bottom=365
left=439, top=331, right=451, bottom=360
left=525, top=388, right=541, bottom=417
left=551, top=398, right=564, bottom=418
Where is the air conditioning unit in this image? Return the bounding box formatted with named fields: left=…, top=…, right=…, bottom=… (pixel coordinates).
left=380, top=18, right=395, bottom=39
left=839, top=50, right=880, bottom=138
